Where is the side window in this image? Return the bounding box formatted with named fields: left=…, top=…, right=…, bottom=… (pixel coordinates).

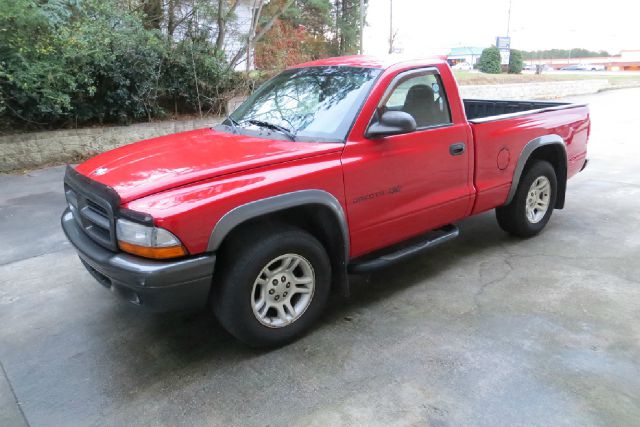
left=383, top=73, right=452, bottom=128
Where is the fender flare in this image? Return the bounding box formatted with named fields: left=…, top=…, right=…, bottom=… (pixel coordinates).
left=207, top=189, right=350, bottom=260
left=504, top=134, right=567, bottom=206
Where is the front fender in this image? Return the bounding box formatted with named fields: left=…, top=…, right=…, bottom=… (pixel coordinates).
left=206, top=189, right=349, bottom=260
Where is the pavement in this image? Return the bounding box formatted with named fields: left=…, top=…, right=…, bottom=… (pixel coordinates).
left=1, top=88, right=640, bottom=426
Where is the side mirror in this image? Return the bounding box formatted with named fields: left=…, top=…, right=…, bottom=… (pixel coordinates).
left=366, top=111, right=417, bottom=138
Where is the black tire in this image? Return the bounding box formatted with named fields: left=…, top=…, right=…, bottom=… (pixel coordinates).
left=212, top=225, right=331, bottom=347
left=496, top=160, right=558, bottom=237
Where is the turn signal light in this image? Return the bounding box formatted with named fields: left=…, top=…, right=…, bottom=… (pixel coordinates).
left=118, top=241, right=187, bottom=260
left=116, top=218, right=187, bottom=259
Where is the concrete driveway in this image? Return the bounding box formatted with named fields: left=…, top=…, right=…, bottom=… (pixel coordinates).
left=1, top=89, right=639, bottom=427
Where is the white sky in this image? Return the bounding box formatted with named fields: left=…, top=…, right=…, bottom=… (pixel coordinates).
left=363, top=0, right=640, bottom=56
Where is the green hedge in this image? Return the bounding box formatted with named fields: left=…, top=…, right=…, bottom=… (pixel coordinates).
left=479, top=47, right=502, bottom=74
left=0, top=0, right=238, bottom=130
left=509, top=49, right=523, bottom=74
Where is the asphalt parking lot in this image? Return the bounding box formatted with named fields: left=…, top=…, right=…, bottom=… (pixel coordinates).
left=1, top=88, right=640, bottom=427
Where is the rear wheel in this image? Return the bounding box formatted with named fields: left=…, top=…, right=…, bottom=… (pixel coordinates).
left=212, top=225, right=331, bottom=347
left=496, top=160, right=558, bottom=237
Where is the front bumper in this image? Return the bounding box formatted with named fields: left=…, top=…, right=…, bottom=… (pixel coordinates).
left=61, top=209, right=216, bottom=312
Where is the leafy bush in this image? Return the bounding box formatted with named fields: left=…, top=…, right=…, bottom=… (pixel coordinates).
left=0, top=0, right=77, bottom=125
left=162, top=40, right=237, bottom=116
left=508, top=49, right=523, bottom=74
left=479, top=47, right=502, bottom=74
left=60, top=1, right=168, bottom=124
left=0, top=0, right=236, bottom=130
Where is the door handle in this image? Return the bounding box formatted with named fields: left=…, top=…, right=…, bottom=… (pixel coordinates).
left=449, top=143, right=466, bottom=156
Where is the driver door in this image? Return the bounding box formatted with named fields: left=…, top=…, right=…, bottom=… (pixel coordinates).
left=342, top=68, right=474, bottom=257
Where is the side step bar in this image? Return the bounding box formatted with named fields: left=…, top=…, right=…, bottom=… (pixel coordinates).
left=348, top=224, right=459, bottom=274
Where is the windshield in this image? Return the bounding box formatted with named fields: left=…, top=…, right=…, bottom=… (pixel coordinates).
left=227, top=66, right=382, bottom=142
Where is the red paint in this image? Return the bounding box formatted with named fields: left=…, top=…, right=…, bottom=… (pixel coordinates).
left=470, top=106, right=589, bottom=215
left=76, top=129, right=344, bottom=204
left=75, top=56, right=589, bottom=259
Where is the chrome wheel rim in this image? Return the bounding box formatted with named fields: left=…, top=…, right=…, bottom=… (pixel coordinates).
left=251, top=254, right=315, bottom=328
left=526, top=176, right=551, bottom=224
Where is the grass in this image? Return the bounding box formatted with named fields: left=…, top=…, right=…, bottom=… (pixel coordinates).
left=453, top=71, right=640, bottom=87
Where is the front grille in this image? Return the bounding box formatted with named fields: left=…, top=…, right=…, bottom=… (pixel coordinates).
left=64, top=166, right=120, bottom=251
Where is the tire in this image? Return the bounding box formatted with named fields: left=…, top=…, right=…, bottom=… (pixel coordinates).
left=212, top=225, right=331, bottom=347
left=496, top=160, right=558, bottom=237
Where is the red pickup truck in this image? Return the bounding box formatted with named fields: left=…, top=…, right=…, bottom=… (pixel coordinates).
left=62, top=56, right=590, bottom=346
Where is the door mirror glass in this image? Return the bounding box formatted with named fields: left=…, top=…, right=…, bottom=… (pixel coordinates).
left=366, top=110, right=417, bottom=138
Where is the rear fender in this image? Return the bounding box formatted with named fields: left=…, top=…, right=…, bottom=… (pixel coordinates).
left=505, top=134, right=567, bottom=208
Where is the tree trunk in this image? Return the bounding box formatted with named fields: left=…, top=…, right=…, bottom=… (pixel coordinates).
left=246, top=0, right=265, bottom=72
left=215, top=0, right=226, bottom=53
left=167, top=0, right=176, bottom=39
left=215, top=0, right=241, bottom=55
left=141, top=0, right=162, bottom=30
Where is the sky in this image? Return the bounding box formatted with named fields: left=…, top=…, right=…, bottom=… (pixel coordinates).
left=363, top=0, right=640, bottom=56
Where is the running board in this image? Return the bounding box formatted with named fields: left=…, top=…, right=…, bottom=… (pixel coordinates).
left=348, top=224, right=459, bottom=274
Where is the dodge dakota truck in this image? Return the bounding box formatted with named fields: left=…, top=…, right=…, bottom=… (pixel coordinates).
left=62, top=56, right=590, bottom=346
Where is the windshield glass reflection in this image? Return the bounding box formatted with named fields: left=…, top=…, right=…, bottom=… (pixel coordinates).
left=229, top=66, right=381, bottom=142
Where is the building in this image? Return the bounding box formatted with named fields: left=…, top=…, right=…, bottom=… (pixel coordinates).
left=224, top=0, right=257, bottom=71
left=447, top=47, right=485, bottom=66
left=527, top=50, right=640, bottom=71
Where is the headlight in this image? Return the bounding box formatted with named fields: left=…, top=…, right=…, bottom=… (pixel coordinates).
left=116, top=218, right=187, bottom=259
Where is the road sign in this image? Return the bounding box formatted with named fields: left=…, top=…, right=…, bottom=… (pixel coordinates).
left=496, top=36, right=511, bottom=65
left=496, top=37, right=511, bottom=50
left=500, top=50, right=511, bottom=65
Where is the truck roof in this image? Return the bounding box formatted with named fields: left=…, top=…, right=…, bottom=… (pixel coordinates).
left=291, top=55, right=447, bottom=70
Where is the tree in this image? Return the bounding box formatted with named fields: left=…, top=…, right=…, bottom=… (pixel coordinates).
left=0, top=0, right=371, bottom=129
left=0, top=0, right=235, bottom=128
left=141, top=0, right=162, bottom=30
left=254, top=0, right=336, bottom=69
left=254, top=20, right=315, bottom=69
left=521, top=48, right=610, bottom=60
left=214, top=0, right=241, bottom=55
left=508, top=49, right=523, bottom=74
left=335, top=0, right=363, bottom=55
left=479, top=46, right=502, bottom=74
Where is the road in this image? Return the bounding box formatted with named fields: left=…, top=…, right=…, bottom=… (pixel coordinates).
left=1, top=88, right=640, bottom=427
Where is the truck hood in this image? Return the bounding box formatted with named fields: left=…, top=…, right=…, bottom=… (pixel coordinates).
left=75, top=128, right=344, bottom=203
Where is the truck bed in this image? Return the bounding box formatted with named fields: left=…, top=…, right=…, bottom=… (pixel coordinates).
left=463, top=99, right=576, bottom=122
left=467, top=101, right=590, bottom=215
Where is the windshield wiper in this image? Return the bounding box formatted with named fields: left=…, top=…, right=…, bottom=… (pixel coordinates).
left=245, top=119, right=296, bottom=141
left=223, top=116, right=240, bottom=134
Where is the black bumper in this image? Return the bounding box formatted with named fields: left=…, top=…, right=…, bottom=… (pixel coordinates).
left=61, top=209, right=216, bottom=312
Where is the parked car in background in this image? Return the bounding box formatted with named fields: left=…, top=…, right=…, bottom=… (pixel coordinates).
left=62, top=56, right=590, bottom=347
left=523, top=64, right=553, bottom=73
left=561, top=64, right=604, bottom=71
left=452, top=61, right=473, bottom=71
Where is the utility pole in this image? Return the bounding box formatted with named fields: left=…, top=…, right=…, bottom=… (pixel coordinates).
left=359, top=0, right=364, bottom=54
left=388, top=0, right=393, bottom=54
left=506, top=0, right=512, bottom=37
left=568, top=48, right=574, bottom=65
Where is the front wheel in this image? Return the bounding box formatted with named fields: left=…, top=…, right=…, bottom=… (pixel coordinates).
left=496, top=160, right=558, bottom=237
left=212, top=225, right=331, bottom=347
